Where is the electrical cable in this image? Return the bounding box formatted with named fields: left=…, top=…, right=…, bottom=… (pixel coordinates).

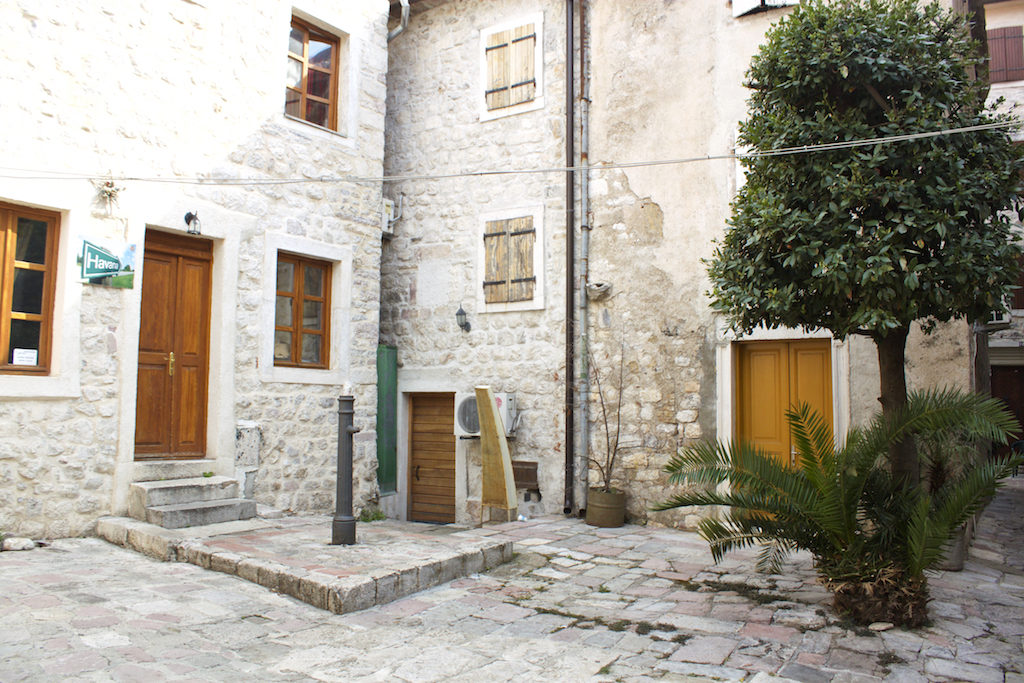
left=0, top=120, right=1016, bottom=187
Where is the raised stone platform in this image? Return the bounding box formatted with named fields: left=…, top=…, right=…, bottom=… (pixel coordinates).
left=96, top=515, right=513, bottom=615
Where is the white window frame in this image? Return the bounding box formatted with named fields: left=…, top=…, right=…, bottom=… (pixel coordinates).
left=478, top=12, right=545, bottom=122
left=0, top=194, right=80, bottom=399
left=733, top=0, right=799, bottom=18
left=260, top=232, right=352, bottom=384
left=477, top=206, right=545, bottom=313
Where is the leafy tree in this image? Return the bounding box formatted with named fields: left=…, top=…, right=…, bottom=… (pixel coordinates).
left=656, top=390, right=1022, bottom=626
left=708, top=0, right=1024, bottom=484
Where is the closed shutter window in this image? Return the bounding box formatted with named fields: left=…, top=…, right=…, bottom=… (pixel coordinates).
left=485, top=24, right=536, bottom=111
left=483, top=216, right=536, bottom=304
left=988, top=26, right=1024, bottom=84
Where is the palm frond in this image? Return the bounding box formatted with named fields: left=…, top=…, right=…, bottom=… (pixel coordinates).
left=910, top=453, right=1022, bottom=574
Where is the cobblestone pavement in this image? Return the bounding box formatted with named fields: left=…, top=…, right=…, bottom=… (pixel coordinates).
left=2, top=480, right=1023, bottom=682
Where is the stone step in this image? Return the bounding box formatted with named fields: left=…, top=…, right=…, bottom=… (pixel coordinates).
left=128, top=476, right=240, bottom=520
left=145, top=498, right=257, bottom=529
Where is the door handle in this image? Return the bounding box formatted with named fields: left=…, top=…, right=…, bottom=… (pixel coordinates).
left=168, top=351, right=175, bottom=377
left=414, top=465, right=420, bottom=481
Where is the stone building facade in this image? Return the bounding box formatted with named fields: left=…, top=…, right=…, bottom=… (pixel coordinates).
left=381, top=0, right=570, bottom=523
left=382, top=0, right=1000, bottom=527
left=983, top=0, right=1024, bottom=451
left=0, top=0, right=390, bottom=538
left=4, top=0, right=1015, bottom=539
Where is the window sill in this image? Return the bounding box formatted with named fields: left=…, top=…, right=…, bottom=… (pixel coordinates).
left=479, top=97, right=545, bottom=123
left=481, top=299, right=544, bottom=314
left=0, top=371, right=80, bottom=398
left=282, top=115, right=353, bottom=147
left=261, top=363, right=346, bottom=386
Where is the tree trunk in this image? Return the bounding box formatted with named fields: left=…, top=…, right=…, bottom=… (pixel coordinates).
left=953, top=0, right=990, bottom=102
left=875, top=327, right=919, bottom=486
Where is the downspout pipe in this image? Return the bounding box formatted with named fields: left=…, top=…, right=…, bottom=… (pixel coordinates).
left=388, top=0, right=410, bottom=42
left=576, top=0, right=591, bottom=513
left=564, top=0, right=577, bottom=515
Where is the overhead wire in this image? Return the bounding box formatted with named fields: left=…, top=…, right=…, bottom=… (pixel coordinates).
left=0, top=120, right=1016, bottom=187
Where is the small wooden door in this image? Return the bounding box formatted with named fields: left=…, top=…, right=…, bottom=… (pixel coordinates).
left=991, top=365, right=1024, bottom=457
left=737, top=339, right=833, bottom=464
left=409, top=393, right=456, bottom=523
left=134, top=231, right=212, bottom=460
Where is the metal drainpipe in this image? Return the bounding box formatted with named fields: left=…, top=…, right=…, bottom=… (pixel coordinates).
left=564, top=0, right=577, bottom=515
left=387, top=0, right=410, bottom=42
left=576, top=0, right=591, bottom=513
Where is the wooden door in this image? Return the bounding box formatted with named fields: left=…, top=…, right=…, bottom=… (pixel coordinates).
left=991, top=365, right=1024, bottom=457
left=134, top=231, right=212, bottom=460
left=737, top=339, right=833, bottom=464
left=409, top=393, right=456, bottom=523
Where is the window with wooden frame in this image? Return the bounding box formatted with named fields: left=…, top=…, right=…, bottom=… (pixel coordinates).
left=274, top=253, right=331, bottom=368
left=988, top=26, right=1024, bottom=84
left=286, top=17, right=340, bottom=130
left=0, top=202, right=60, bottom=375
left=483, top=216, right=536, bottom=304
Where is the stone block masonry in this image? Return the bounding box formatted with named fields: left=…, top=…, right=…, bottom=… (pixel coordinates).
left=0, top=0, right=391, bottom=537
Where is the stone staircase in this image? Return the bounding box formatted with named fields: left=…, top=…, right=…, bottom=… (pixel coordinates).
left=129, top=476, right=256, bottom=529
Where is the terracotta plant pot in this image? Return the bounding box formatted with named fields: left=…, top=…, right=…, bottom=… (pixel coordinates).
left=585, top=487, right=625, bottom=528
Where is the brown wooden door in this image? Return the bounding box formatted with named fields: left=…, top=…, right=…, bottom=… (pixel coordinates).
left=991, top=365, right=1024, bottom=457
left=409, top=393, right=456, bottom=523
left=134, top=231, right=212, bottom=460
left=737, top=339, right=833, bottom=465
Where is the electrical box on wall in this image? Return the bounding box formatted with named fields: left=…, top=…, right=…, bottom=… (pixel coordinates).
left=381, top=198, right=396, bottom=238
left=454, top=391, right=517, bottom=437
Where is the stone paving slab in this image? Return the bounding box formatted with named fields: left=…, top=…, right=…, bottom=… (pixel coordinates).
left=95, top=515, right=513, bottom=615
left=3, top=480, right=1022, bottom=681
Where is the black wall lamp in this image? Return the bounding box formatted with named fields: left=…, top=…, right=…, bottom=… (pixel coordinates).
left=184, top=211, right=201, bottom=235
left=456, top=305, right=471, bottom=332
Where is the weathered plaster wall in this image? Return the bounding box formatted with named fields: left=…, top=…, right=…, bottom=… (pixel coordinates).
left=584, top=2, right=781, bottom=524
left=382, top=0, right=569, bottom=520
left=586, top=1, right=974, bottom=525
left=0, top=0, right=389, bottom=538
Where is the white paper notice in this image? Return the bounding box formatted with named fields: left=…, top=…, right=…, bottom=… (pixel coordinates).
left=11, top=348, right=37, bottom=365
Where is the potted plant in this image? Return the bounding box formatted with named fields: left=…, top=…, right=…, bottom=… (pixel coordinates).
left=585, top=347, right=630, bottom=528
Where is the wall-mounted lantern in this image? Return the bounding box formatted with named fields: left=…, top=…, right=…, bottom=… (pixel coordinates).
left=184, top=211, right=201, bottom=235
left=456, top=305, right=471, bottom=332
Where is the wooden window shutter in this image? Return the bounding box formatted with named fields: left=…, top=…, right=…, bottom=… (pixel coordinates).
left=509, top=24, right=536, bottom=107
left=508, top=216, right=536, bottom=302
left=485, top=24, right=536, bottom=111
left=485, top=30, right=511, bottom=111
left=483, top=220, right=509, bottom=303
left=988, top=26, right=1024, bottom=83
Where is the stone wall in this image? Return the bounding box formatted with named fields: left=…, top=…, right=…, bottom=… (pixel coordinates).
left=0, top=0, right=389, bottom=537
left=382, top=0, right=570, bottom=518
left=585, top=0, right=976, bottom=525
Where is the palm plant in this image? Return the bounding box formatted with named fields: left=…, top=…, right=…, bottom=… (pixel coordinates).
left=656, top=388, right=1022, bottom=626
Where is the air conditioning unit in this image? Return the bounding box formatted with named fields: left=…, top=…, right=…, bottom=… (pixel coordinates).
left=454, top=392, right=517, bottom=437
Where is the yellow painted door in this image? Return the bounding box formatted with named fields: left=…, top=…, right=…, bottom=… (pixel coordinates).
left=737, top=340, right=833, bottom=465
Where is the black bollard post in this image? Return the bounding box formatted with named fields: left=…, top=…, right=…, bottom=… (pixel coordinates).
left=331, top=395, right=359, bottom=545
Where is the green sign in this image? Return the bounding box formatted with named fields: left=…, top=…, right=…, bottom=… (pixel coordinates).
left=81, top=241, right=121, bottom=279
